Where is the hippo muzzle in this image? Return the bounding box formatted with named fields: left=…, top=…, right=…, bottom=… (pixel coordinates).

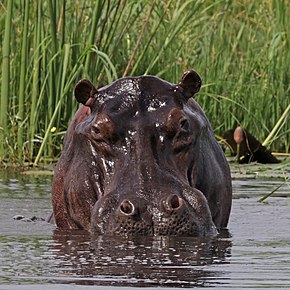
left=91, top=188, right=217, bottom=237
left=51, top=70, right=232, bottom=237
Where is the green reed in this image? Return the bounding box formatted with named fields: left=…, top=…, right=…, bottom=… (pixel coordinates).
left=0, top=0, right=12, bottom=160
left=0, top=0, right=289, bottom=165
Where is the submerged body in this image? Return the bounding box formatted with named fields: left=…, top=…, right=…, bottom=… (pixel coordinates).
left=52, top=70, right=232, bottom=236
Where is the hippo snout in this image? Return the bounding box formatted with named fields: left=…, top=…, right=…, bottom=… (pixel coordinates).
left=91, top=195, right=154, bottom=236
left=91, top=191, right=217, bottom=237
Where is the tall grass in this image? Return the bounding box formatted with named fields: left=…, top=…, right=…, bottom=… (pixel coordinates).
left=0, top=0, right=289, bottom=165
left=0, top=0, right=12, bottom=158
left=17, top=0, right=29, bottom=160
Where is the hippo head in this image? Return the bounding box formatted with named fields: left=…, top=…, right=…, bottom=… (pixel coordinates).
left=53, top=70, right=233, bottom=237
left=70, top=70, right=217, bottom=237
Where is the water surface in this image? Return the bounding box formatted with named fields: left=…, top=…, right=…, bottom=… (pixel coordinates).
left=0, top=167, right=289, bottom=289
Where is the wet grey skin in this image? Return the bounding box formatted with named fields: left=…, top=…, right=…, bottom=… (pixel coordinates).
left=51, top=70, right=232, bottom=237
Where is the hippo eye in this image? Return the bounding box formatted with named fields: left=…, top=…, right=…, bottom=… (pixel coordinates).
left=91, top=114, right=116, bottom=142
left=92, top=124, right=101, bottom=134
left=179, top=118, right=189, bottom=131
left=111, top=106, right=120, bottom=113
left=165, top=108, right=192, bottom=139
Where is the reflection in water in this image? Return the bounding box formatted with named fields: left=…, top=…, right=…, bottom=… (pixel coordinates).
left=1, top=170, right=290, bottom=288
left=51, top=229, right=232, bottom=287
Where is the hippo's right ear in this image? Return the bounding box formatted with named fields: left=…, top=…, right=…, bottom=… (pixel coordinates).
left=74, top=79, right=97, bottom=107
left=178, top=70, right=202, bottom=99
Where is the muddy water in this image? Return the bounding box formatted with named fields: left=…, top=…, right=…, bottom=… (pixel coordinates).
left=0, top=167, right=290, bottom=289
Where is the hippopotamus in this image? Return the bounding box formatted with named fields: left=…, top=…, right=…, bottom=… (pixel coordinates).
left=222, top=127, right=280, bottom=164
left=52, top=70, right=232, bottom=237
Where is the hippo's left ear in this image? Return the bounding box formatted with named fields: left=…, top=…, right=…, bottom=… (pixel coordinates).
left=74, top=79, right=97, bottom=107
left=178, top=70, right=202, bottom=99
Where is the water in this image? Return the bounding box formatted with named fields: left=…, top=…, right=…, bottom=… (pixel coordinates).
left=0, top=168, right=290, bottom=289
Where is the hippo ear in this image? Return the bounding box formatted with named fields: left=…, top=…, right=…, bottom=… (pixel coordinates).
left=178, top=70, right=202, bottom=99
left=74, top=79, right=97, bottom=107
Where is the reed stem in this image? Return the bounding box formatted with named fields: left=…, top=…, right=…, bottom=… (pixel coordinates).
left=17, top=0, right=29, bottom=161
left=0, top=0, right=13, bottom=159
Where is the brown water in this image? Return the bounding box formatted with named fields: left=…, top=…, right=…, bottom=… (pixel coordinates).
left=0, top=168, right=290, bottom=289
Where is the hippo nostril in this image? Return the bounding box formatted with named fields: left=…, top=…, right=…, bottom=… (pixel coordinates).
left=120, top=200, right=135, bottom=216
left=169, top=194, right=180, bottom=209
left=163, top=194, right=184, bottom=211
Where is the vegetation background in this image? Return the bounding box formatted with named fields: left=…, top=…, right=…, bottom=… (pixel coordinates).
left=0, top=0, right=289, bottom=165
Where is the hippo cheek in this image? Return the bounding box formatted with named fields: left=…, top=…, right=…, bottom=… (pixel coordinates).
left=91, top=196, right=154, bottom=236
left=183, top=189, right=218, bottom=236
